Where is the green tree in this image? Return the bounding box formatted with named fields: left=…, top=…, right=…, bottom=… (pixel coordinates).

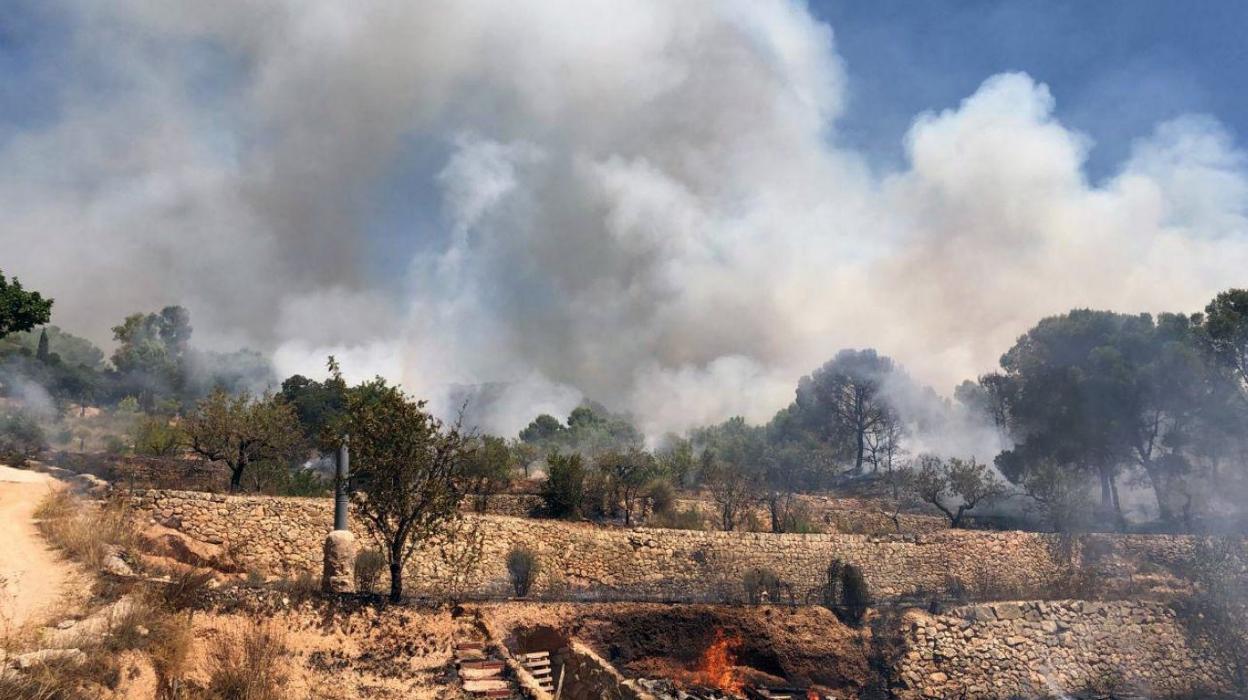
left=279, top=372, right=347, bottom=445
left=111, top=305, right=193, bottom=410
left=597, top=448, right=657, bottom=526
left=463, top=435, right=513, bottom=512
left=541, top=451, right=586, bottom=519
left=908, top=455, right=1006, bottom=528
left=343, top=375, right=472, bottom=602
left=35, top=328, right=49, bottom=363
left=0, top=270, right=52, bottom=339
left=1200, top=289, right=1248, bottom=396
left=183, top=389, right=303, bottom=491
left=792, top=349, right=896, bottom=473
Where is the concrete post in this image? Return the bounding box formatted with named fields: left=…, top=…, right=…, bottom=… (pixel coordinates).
left=323, top=436, right=356, bottom=593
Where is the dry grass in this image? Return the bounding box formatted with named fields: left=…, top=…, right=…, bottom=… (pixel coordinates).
left=34, top=490, right=136, bottom=571
left=202, top=620, right=289, bottom=700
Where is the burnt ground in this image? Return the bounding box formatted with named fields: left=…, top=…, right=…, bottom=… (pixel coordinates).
left=480, top=602, right=874, bottom=694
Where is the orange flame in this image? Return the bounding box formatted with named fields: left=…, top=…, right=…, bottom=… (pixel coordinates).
left=807, top=690, right=821, bottom=700
left=694, top=629, right=744, bottom=695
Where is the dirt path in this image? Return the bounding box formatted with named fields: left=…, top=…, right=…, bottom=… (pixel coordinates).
left=0, top=465, right=73, bottom=630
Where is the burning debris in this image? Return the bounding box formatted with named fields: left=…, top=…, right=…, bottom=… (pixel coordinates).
left=634, top=629, right=836, bottom=700
left=695, top=629, right=745, bottom=695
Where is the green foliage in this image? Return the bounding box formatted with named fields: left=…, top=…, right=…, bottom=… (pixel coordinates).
left=132, top=416, right=184, bottom=456
left=595, top=447, right=658, bottom=525
left=908, top=455, right=1006, bottom=527
left=343, top=369, right=471, bottom=602
left=0, top=270, right=52, bottom=339
left=111, top=305, right=192, bottom=410
left=541, top=451, right=586, bottom=519
left=790, top=349, right=897, bottom=474
left=102, top=433, right=128, bottom=455
left=463, top=434, right=513, bottom=511
left=519, top=402, right=643, bottom=456
left=279, top=371, right=347, bottom=445
left=2, top=324, right=105, bottom=369
left=0, top=407, right=46, bottom=465
left=183, top=388, right=304, bottom=491
left=506, top=546, right=540, bottom=598
left=245, top=459, right=329, bottom=496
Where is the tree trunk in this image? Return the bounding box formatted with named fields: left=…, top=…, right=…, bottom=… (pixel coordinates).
left=389, top=561, right=403, bottom=603
left=1110, top=476, right=1125, bottom=531
left=854, top=431, right=865, bottom=474
left=1143, top=464, right=1173, bottom=523
left=1098, top=469, right=1113, bottom=510
left=229, top=466, right=244, bottom=492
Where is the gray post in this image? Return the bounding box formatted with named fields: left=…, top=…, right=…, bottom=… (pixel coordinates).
left=334, top=436, right=350, bottom=531
left=323, top=435, right=357, bottom=593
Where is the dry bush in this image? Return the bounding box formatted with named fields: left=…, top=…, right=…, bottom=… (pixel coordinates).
left=0, top=655, right=103, bottom=700
left=34, top=490, right=136, bottom=570
left=272, top=570, right=320, bottom=603
left=354, top=549, right=384, bottom=594
left=203, top=621, right=288, bottom=700
left=647, top=505, right=707, bottom=530
left=158, top=569, right=215, bottom=613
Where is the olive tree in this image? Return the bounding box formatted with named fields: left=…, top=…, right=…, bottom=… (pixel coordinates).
left=908, top=455, right=1007, bottom=528
left=345, top=376, right=473, bottom=602
left=184, top=389, right=303, bottom=491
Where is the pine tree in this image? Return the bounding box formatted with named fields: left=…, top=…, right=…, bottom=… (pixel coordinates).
left=35, top=328, right=49, bottom=363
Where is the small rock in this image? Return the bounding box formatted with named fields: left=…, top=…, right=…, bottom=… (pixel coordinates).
left=11, top=648, right=87, bottom=669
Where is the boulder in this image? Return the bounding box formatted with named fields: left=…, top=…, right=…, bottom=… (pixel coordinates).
left=322, top=529, right=357, bottom=593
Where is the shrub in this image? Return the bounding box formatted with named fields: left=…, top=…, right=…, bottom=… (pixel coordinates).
left=102, top=434, right=128, bottom=456
left=645, top=479, right=675, bottom=515
left=0, top=408, right=46, bottom=465
left=540, top=452, right=586, bottom=519
left=354, top=549, right=385, bottom=594
left=743, top=567, right=784, bottom=604
left=205, top=620, right=288, bottom=700
left=506, top=546, right=540, bottom=598
left=159, top=568, right=214, bottom=612
left=648, top=505, right=707, bottom=531
left=838, top=563, right=872, bottom=627
left=132, top=416, right=183, bottom=457
left=821, top=559, right=871, bottom=626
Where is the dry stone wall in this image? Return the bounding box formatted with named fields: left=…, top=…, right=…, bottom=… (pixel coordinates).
left=894, top=600, right=1233, bottom=699
left=128, top=490, right=1217, bottom=603
left=671, top=496, right=948, bottom=534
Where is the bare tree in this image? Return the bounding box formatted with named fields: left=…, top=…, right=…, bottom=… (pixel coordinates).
left=702, top=451, right=758, bottom=531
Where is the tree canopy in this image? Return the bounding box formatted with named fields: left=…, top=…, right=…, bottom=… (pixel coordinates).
left=0, top=271, right=52, bottom=339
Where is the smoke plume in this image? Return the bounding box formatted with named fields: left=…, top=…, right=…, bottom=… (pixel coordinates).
left=3, top=1, right=1247, bottom=436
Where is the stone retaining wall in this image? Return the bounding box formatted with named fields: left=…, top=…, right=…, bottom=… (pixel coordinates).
left=894, top=600, right=1233, bottom=698
left=127, top=490, right=1223, bottom=603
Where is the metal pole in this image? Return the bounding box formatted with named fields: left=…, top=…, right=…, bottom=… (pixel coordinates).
left=334, top=435, right=350, bottom=531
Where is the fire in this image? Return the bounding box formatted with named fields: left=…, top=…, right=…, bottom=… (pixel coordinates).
left=694, top=629, right=745, bottom=695
left=807, top=690, right=821, bottom=700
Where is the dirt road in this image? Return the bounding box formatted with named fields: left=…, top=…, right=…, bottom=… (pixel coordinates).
left=0, top=465, right=73, bottom=629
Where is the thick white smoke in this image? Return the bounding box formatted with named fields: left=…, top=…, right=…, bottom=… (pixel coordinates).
left=2, top=1, right=1247, bottom=437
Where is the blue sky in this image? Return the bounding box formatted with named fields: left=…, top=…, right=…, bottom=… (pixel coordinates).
left=810, top=0, right=1248, bottom=180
